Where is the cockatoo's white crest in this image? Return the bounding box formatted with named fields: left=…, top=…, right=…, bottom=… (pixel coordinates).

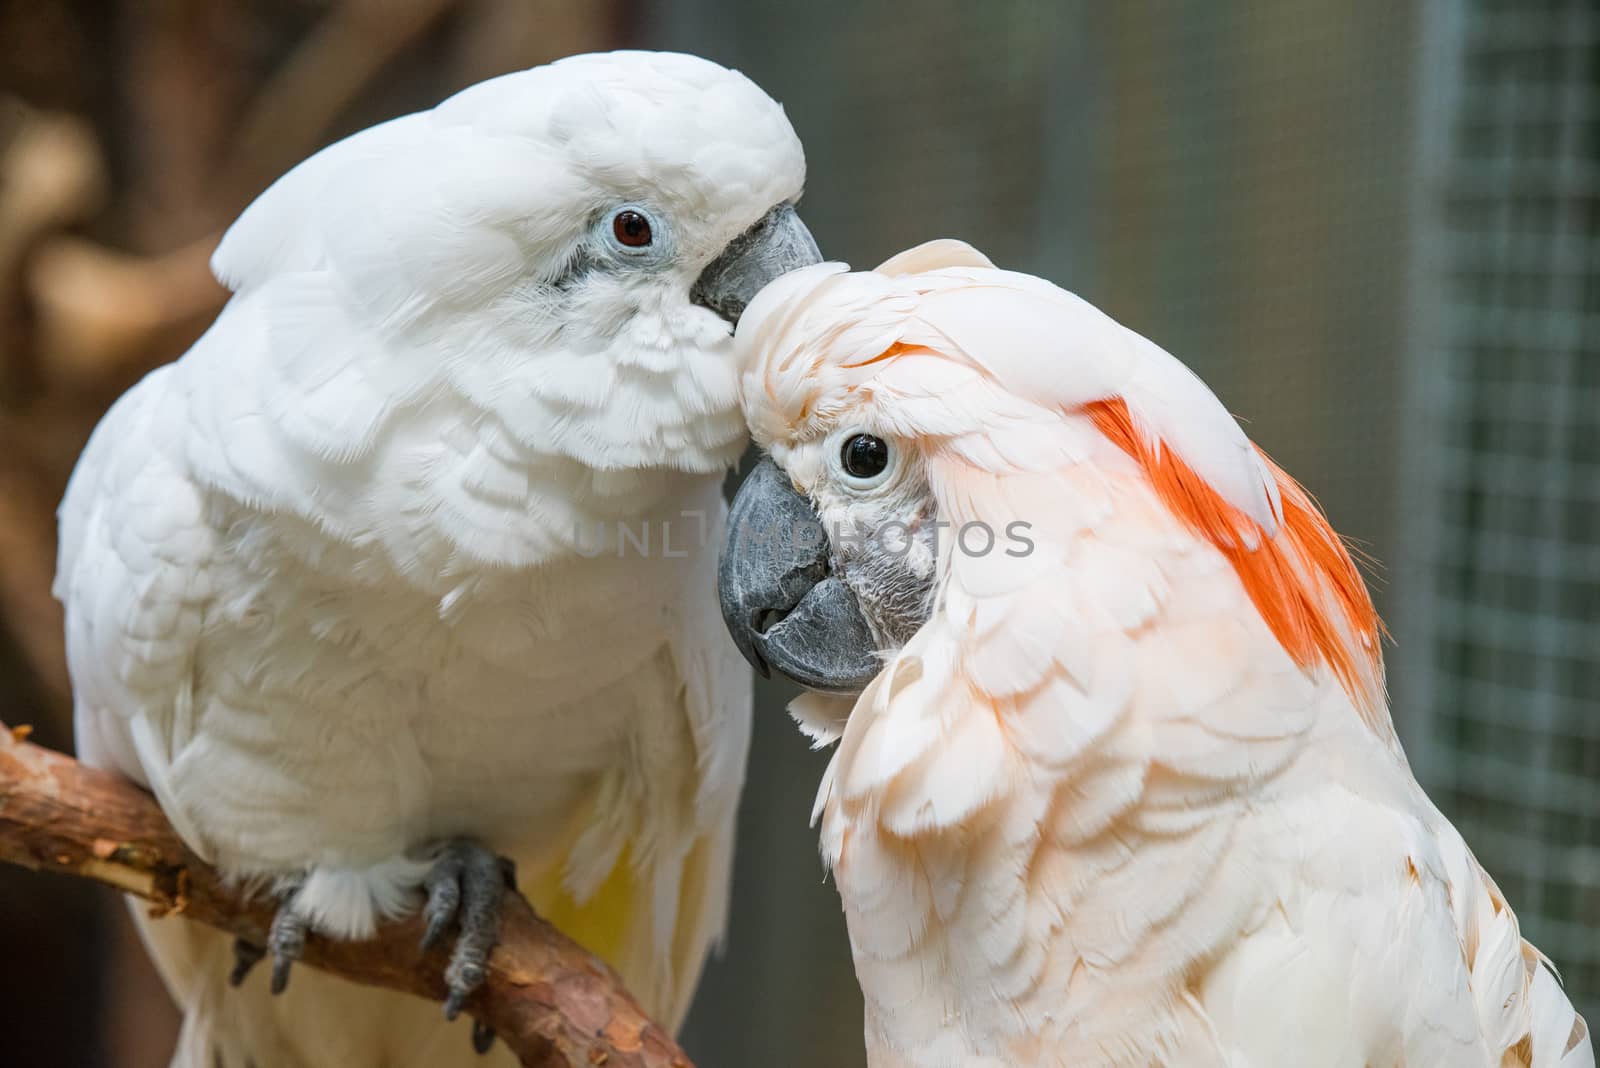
left=216, top=50, right=806, bottom=302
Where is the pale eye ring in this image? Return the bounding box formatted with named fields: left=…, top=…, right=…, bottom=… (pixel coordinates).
left=839, top=433, right=893, bottom=487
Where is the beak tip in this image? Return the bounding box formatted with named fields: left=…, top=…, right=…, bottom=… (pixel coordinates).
left=719, top=579, right=772, bottom=680
left=692, top=203, right=821, bottom=328
left=736, top=622, right=773, bottom=679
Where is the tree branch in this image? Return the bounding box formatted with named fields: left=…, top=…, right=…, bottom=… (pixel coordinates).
left=0, top=721, right=695, bottom=1068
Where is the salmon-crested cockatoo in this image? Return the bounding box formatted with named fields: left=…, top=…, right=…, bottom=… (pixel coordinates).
left=718, top=241, right=1592, bottom=1068
left=55, top=50, right=819, bottom=1068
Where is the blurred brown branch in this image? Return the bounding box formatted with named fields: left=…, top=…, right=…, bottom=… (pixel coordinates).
left=0, top=723, right=695, bottom=1068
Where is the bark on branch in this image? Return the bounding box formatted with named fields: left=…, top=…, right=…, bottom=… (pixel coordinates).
left=0, top=721, right=696, bottom=1068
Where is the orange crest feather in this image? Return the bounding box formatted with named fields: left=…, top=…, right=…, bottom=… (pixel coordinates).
left=1087, top=399, right=1387, bottom=723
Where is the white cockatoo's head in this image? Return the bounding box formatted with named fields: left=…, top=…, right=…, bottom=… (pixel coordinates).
left=212, top=50, right=817, bottom=487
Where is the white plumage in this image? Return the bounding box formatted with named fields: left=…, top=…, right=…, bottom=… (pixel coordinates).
left=57, top=50, right=806, bottom=1067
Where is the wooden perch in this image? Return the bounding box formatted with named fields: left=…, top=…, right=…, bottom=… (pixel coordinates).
left=0, top=722, right=695, bottom=1068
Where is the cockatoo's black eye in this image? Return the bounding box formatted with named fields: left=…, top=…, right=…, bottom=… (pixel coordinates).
left=612, top=210, right=653, bottom=247
left=841, top=434, right=891, bottom=481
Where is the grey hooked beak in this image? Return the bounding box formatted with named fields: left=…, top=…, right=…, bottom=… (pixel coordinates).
left=692, top=203, right=822, bottom=324
left=718, top=459, right=883, bottom=695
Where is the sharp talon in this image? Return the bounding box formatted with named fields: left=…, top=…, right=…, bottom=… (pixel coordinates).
left=471, top=1020, right=496, bottom=1054
left=421, top=853, right=463, bottom=952
left=269, top=955, right=292, bottom=996
left=421, top=912, right=452, bottom=952
left=267, top=906, right=307, bottom=996
left=443, top=988, right=466, bottom=1022
left=229, top=940, right=265, bottom=987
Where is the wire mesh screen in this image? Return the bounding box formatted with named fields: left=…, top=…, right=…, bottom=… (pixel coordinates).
left=1401, top=0, right=1600, bottom=1021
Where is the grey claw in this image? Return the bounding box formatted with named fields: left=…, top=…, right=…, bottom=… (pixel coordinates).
left=421, top=853, right=464, bottom=951
left=420, top=838, right=505, bottom=1025
left=229, top=939, right=265, bottom=987
left=472, top=1020, right=496, bottom=1054
left=268, top=907, right=308, bottom=996
left=443, top=958, right=487, bottom=1021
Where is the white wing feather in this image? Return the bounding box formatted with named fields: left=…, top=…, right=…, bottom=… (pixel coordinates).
left=56, top=365, right=216, bottom=854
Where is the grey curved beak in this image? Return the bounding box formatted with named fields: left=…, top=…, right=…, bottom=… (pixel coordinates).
left=718, top=459, right=883, bottom=695
left=692, top=203, right=821, bottom=324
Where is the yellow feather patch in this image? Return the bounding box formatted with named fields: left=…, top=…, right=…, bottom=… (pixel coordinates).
left=521, top=843, right=639, bottom=971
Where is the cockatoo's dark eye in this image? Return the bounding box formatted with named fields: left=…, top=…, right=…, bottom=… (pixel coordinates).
left=612, top=210, right=653, bottom=247
left=841, top=434, right=891, bottom=482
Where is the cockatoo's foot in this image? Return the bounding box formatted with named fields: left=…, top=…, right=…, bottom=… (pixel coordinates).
left=226, top=884, right=310, bottom=993
left=420, top=837, right=509, bottom=1024
left=223, top=841, right=511, bottom=1052
left=228, top=938, right=264, bottom=987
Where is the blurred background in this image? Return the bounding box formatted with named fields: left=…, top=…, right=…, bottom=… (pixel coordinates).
left=0, top=0, right=1594, bottom=1064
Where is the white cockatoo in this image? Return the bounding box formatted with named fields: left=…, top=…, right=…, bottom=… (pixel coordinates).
left=718, top=241, right=1593, bottom=1067
left=56, top=50, right=818, bottom=1068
